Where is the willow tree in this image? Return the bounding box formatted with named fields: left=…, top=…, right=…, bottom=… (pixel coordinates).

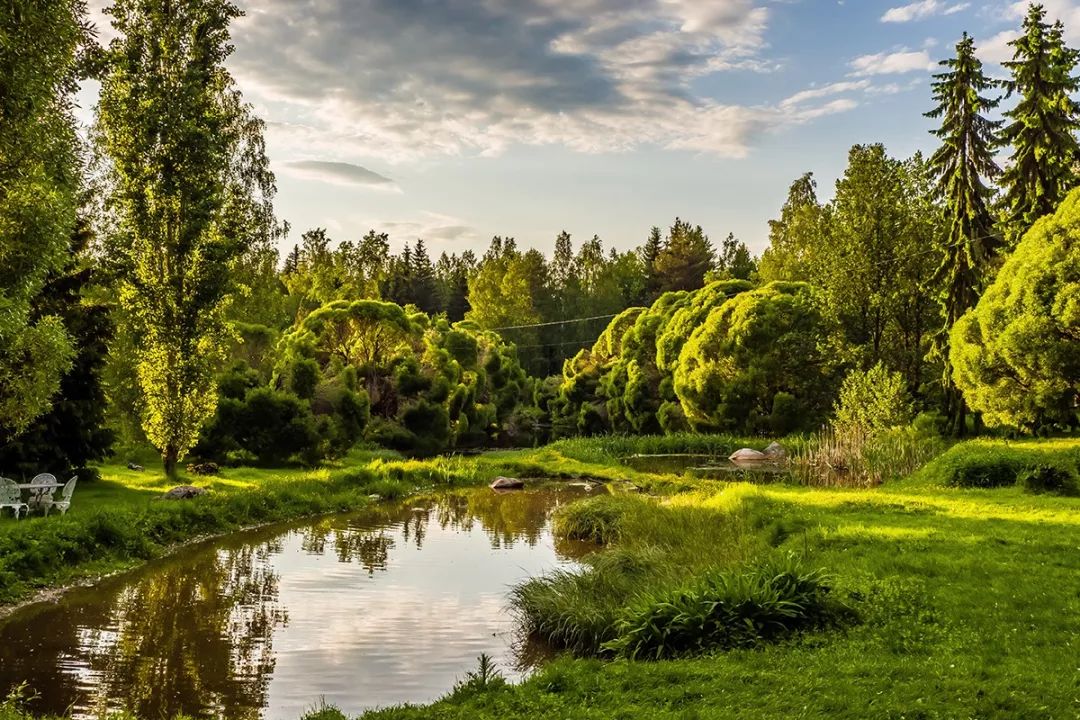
left=97, top=0, right=260, bottom=476
left=925, top=32, right=1002, bottom=436
left=999, top=4, right=1080, bottom=245
left=0, top=0, right=84, bottom=431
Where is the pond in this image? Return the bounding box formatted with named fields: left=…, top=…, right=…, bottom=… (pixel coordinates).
left=620, top=453, right=794, bottom=482
left=0, top=484, right=592, bottom=719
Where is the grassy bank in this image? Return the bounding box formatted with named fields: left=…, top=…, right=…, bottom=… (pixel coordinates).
left=346, top=435, right=1080, bottom=720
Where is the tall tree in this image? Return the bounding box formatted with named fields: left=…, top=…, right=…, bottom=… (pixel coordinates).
left=0, top=0, right=84, bottom=432
left=715, top=233, right=757, bottom=281
left=999, top=4, right=1080, bottom=244
left=410, top=239, right=440, bottom=314
left=97, top=0, right=266, bottom=476
left=926, top=32, right=1003, bottom=435
left=0, top=220, right=115, bottom=476
left=653, top=218, right=713, bottom=293
left=758, top=173, right=824, bottom=282
left=639, top=226, right=664, bottom=301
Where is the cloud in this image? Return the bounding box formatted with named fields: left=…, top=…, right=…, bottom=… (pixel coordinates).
left=283, top=160, right=397, bottom=189
left=881, top=0, right=970, bottom=23
left=849, top=49, right=936, bottom=76
left=220, top=0, right=852, bottom=161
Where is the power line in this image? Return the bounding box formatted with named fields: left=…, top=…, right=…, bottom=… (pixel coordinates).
left=491, top=313, right=619, bottom=332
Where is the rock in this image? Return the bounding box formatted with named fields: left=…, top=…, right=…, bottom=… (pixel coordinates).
left=763, top=442, right=787, bottom=460
left=186, top=462, right=220, bottom=476
left=162, top=485, right=208, bottom=500
left=490, top=476, right=525, bottom=490
left=127, top=463, right=144, bottom=471
left=729, top=448, right=768, bottom=462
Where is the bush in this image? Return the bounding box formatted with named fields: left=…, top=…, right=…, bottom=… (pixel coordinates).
left=1017, top=464, right=1080, bottom=496
left=947, top=456, right=1025, bottom=489
left=603, top=557, right=849, bottom=660
left=833, top=363, right=913, bottom=434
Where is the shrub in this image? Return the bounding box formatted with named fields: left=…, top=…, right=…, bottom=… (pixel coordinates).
left=833, top=363, right=913, bottom=434
left=603, top=558, right=849, bottom=660
left=1017, top=464, right=1080, bottom=496
left=235, top=388, right=322, bottom=465
left=947, top=456, right=1025, bottom=489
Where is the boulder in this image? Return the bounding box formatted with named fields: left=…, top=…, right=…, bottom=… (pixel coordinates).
left=186, top=462, right=221, bottom=476
left=162, top=485, right=208, bottom=500
left=763, top=442, right=787, bottom=460
left=490, top=476, right=525, bottom=490
left=729, top=448, right=768, bottom=462
left=127, top=463, right=144, bottom=471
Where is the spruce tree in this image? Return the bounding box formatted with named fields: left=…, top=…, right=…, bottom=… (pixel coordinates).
left=925, top=32, right=1002, bottom=436
left=639, top=226, right=664, bottom=301
left=410, top=239, right=439, bottom=314
left=999, top=4, right=1080, bottom=244
left=653, top=219, right=714, bottom=293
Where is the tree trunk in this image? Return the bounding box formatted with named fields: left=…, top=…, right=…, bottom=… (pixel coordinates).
left=163, top=444, right=179, bottom=480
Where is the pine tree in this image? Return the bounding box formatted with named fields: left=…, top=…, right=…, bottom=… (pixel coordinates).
left=653, top=219, right=714, bottom=293
left=410, top=239, right=440, bottom=314
left=926, top=32, right=1003, bottom=436
left=999, top=4, right=1080, bottom=244
left=639, top=226, right=664, bottom=301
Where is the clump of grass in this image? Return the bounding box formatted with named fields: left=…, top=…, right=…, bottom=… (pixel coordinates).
left=603, top=556, right=851, bottom=660
left=910, top=437, right=1080, bottom=490
left=550, top=433, right=749, bottom=465
left=450, top=654, right=507, bottom=698
left=300, top=699, right=349, bottom=720
left=552, top=495, right=638, bottom=544
left=512, top=546, right=669, bottom=655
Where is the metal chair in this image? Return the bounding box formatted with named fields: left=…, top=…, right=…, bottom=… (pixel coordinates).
left=27, top=473, right=58, bottom=515
left=0, top=477, right=28, bottom=520
left=46, top=477, right=78, bottom=516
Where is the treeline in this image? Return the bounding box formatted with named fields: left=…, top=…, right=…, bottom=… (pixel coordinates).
left=0, top=1, right=1077, bottom=477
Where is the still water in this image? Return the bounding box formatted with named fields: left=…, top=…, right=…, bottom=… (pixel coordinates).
left=0, top=485, right=591, bottom=719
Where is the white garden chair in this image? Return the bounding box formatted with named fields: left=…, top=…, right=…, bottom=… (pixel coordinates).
left=45, top=477, right=78, bottom=516
left=27, top=473, right=58, bottom=514
left=0, top=477, right=28, bottom=520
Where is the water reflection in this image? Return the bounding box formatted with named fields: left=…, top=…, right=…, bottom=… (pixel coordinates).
left=0, top=484, right=589, bottom=719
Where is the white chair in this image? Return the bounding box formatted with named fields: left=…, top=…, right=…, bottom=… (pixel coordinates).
left=0, top=477, right=28, bottom=520
left=46, top=477, right=77, bottom=516
left=27, top=473, right=58, bottom=514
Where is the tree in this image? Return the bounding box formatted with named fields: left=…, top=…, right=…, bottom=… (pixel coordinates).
left=410, top=239, right=440, bottom=314
left=833, top=363, right=914, bottom=434
left=0, top=0, right=83, bottom=432
left=0, top=220, right=115, bottom=476
left=926, top=32, right=1003, bottom=435
left=639, top=226, right=665, bottom=301
left=951, top=188, right=1080, bottom=431
left=999, top=4, right=1080, bottom=245
left=714, top=233, right=757, bottom=281
left=653, top=219, right=714, bottom=293
left=466, top=243, right=540, bottom=340
left=96, top=0, right=265, bottom=476
left=758, top=173, right=823, bottom=282
left=673, top=282, right=840, bottom=435
left=435, top=251, right=474, bottom=322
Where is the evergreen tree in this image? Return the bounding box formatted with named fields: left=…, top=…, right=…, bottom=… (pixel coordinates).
left=926, top=32, right=1003, bottom=436
left=410, top=239, right=440, bottom=314
left=653, top=218, right=714, bottom=293
left=639, top=226, right=664, bottom=301
left=715, top=233, right=757, bottom=281
left=283, top=245, right=301, bottom=275
left=435, top=251, right=473, bottom=322
left=999, top=4, right=1080, bottom=245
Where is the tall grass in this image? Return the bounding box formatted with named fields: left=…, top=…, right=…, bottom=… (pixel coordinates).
left=790, top=426, right=948, bottom=487
left=550, top=433, right=758, bottom=465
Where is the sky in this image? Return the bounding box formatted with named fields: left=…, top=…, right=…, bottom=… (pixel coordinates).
left=77, top=0, right=1080, bottom=258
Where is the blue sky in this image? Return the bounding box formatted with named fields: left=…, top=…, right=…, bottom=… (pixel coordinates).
left=81, top=0, right=1080, bottom=257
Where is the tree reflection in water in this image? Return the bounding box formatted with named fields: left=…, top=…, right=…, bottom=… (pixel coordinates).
left=0, top=484, right=592, bottom=718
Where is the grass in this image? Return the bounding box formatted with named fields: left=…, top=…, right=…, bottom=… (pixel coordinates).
left=2, top=433, right=1079, bottom=719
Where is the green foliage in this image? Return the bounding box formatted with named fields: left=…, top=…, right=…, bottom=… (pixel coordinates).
left=0, top=0, right=83, bottom=431
left=604, top=558, right=847, bottom=660
left=97, top=0, right=269, bottom=475
left=950, top=187, right=1080, bottom=430
left=674, top=282, right=840, bottom=434
left=552, top=496, right=635, bottom=544
left=999, top=4, right=1080, bottom=245
left=451, top=654, right=507, bottom=698
left=1017, top=464, right=1079, bottom=496
left=653, top=218, right=714, bottom=293
left=833, top=363, right=914, bottom=434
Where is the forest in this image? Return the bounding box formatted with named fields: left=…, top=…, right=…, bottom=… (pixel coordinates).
left=1, top=1, right=1079, bottom=719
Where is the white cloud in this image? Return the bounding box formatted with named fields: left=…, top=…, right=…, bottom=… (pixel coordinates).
left=881, top=0, right=970, bottom=23
left=849, top=49, right=936, bottom=76
left=283, top=161, right=399, bottom=191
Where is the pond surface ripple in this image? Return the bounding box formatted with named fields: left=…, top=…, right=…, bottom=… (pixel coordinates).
left=0, top=484, right=591, bottom=719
